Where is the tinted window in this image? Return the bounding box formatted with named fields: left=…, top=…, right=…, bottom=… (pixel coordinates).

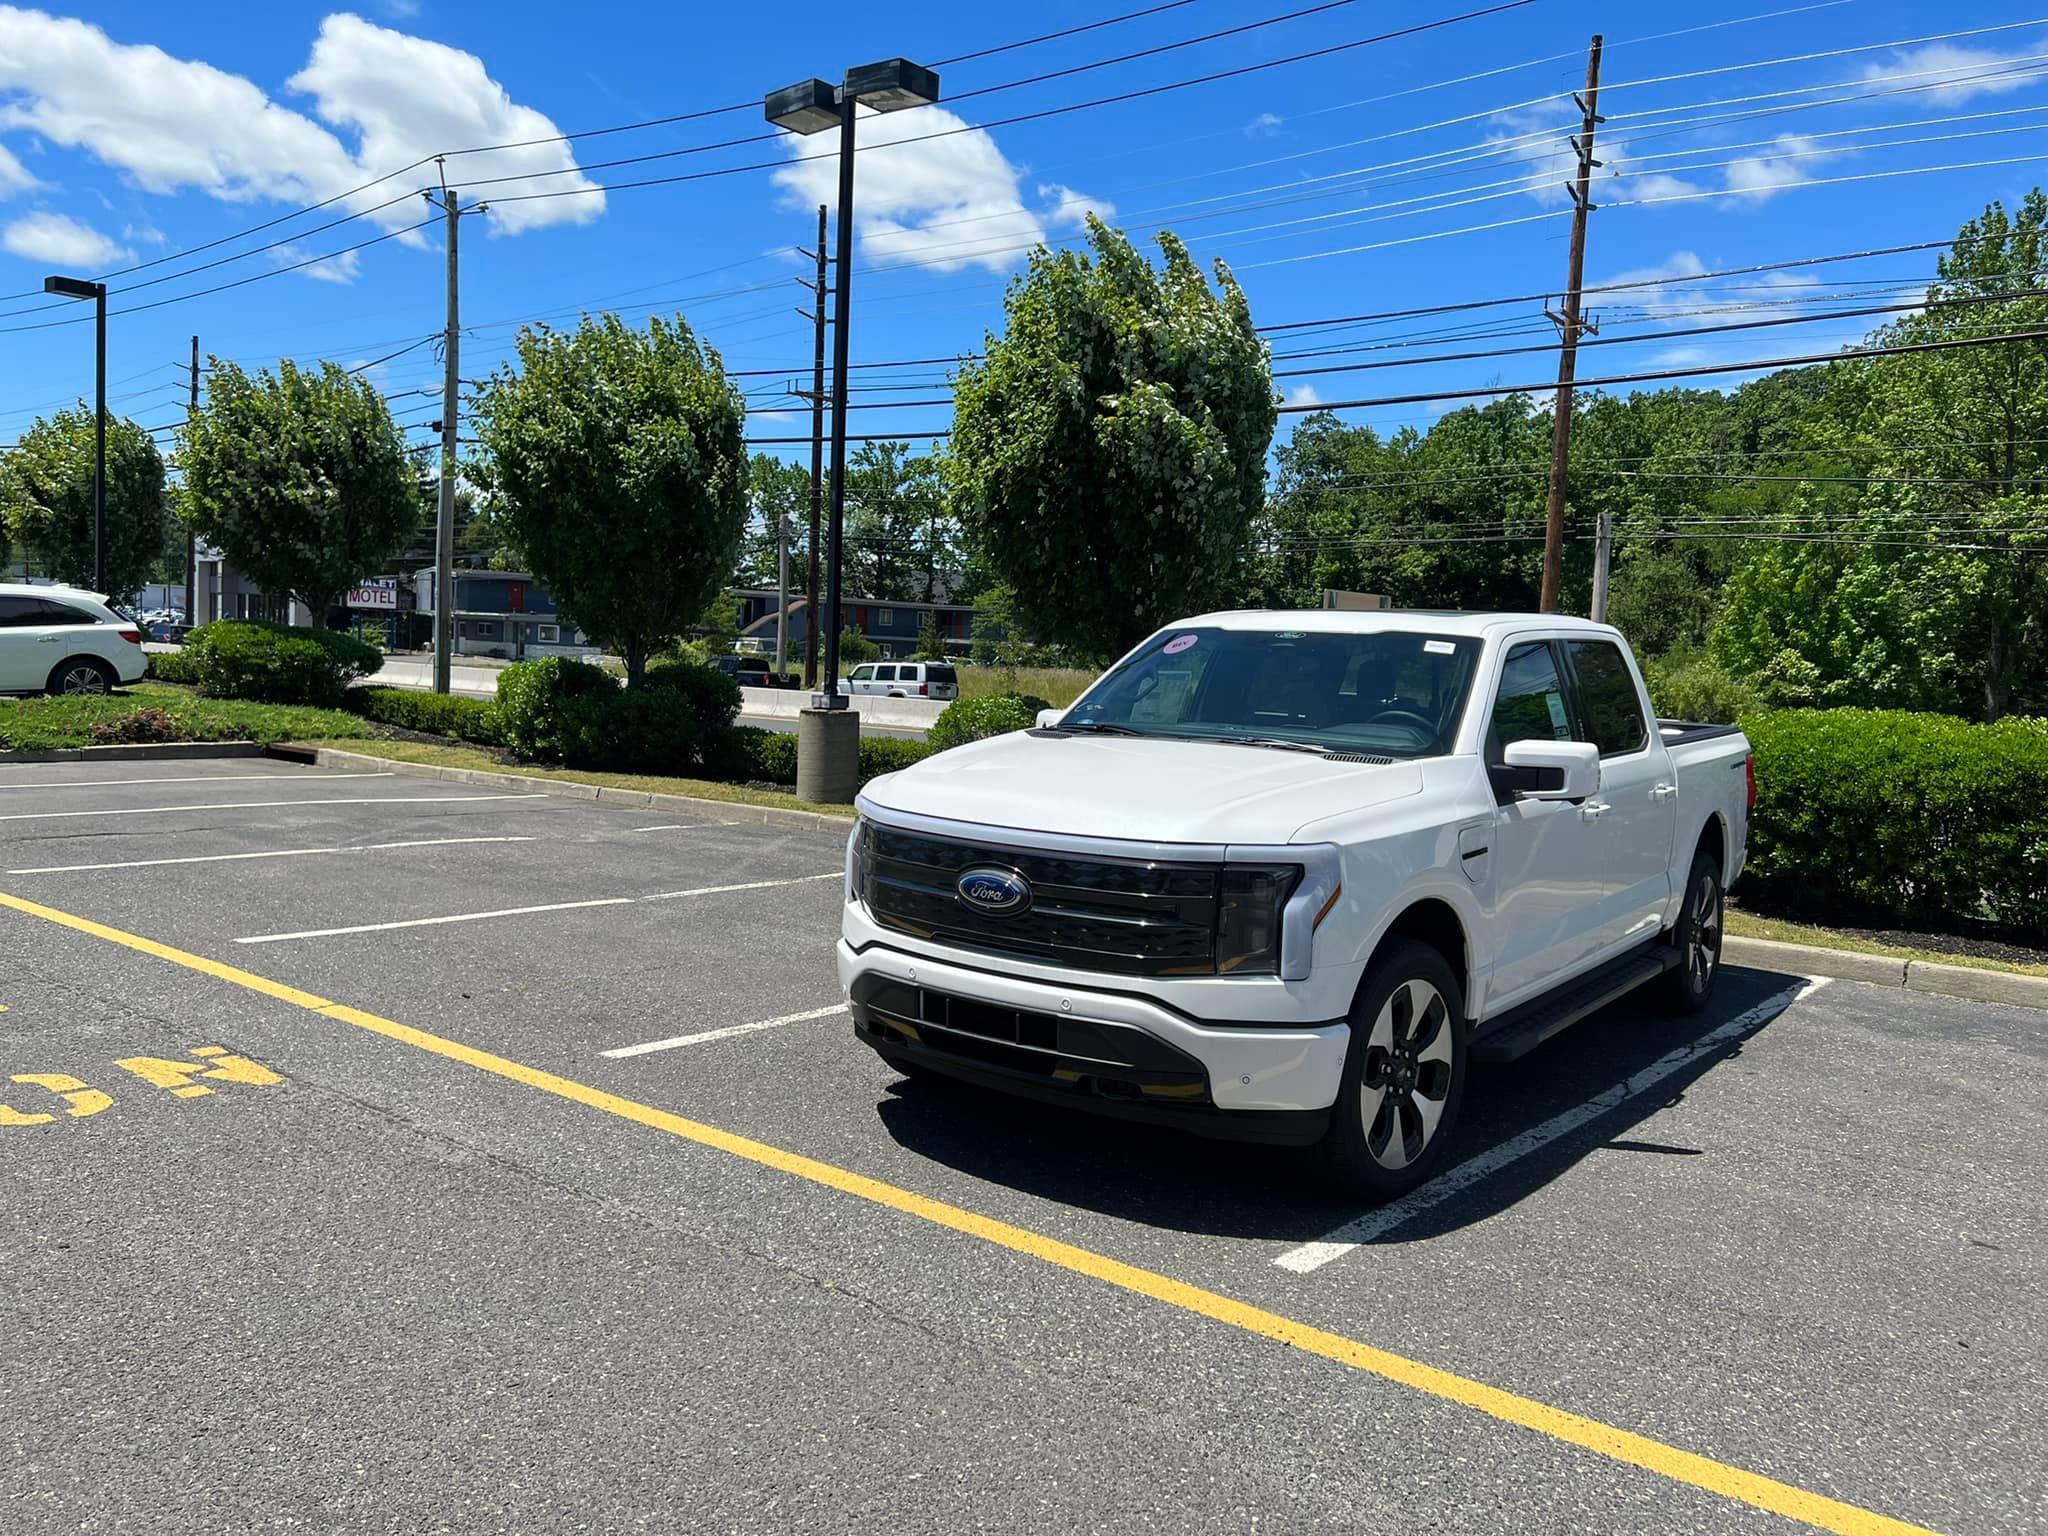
left=1568, top=640, right=1647, bottom=755
left=875, top=665, right=897, bottom=682
left=44, top=601, right=99, bottom=626
left=1487, top=642, right=1573, bottom=759
left=926, top=665, right=957, bottom=684
left=1065, top=627, right=1484, bottom=759
left=0, top=596, right=44, bottom=628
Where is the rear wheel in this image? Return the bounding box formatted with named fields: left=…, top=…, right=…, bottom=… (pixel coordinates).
left=47, top=656, right=116, bottom=696
left=1660, top=850, right=1724, bottom=1013
left=1319, top=939, right=1467, bottom=1202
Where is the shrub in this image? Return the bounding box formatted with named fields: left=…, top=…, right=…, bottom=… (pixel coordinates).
left=927, top=691, right=1052, bottom=753
left=858, top=737, right=933, bottom=783
left=87, top=707, right=192, bottom=744
left=1641, top=651, right=1760, bottom=726
left=1743, top=709, right=2048, bottom=936
left=350, top=686, right=503, bottom=746
left=706, top=724, right=800, bottom=784
left=145, top=649, right=202, bottom=685
left=495, top=655, right=617, bottom=760
left=180, top=620, right=381, bottom=706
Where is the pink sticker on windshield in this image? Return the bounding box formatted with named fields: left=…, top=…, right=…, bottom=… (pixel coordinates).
left=1162, top=634, right=1199, bottom=655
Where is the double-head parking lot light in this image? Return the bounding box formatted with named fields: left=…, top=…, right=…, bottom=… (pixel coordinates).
left=43, top=274, right=110, bottom=594
left=764, top=59, right=939, bottom=715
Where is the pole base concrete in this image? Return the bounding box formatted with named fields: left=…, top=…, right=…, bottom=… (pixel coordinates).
left=796, top=707, right=862, bottom=804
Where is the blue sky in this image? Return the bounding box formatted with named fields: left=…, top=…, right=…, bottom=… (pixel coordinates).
left=3, top=0, right=2045, bottom=464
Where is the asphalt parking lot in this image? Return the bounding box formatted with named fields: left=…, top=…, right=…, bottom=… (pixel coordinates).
left=1, top=756, right=2040, bottom=1536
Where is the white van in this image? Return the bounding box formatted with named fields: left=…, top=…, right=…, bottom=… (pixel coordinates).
left=844, top=661, right=959, bottom=701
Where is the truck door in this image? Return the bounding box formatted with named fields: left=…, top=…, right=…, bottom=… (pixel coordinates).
left=1563, top=638, right=1677, bottom=957
left=1481, top=640, right=1609, bottom=1005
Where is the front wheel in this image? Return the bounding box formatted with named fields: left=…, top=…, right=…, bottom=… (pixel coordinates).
left=1660, top=850, right=1724, bottom=1014
left=47, top=657, right=116, bottom=696
left=1319, top=939, right=1468, bottom=1202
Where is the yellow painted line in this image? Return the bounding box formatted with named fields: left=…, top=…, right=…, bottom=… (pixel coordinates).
left=0, top=885, right=1938, bottom=1536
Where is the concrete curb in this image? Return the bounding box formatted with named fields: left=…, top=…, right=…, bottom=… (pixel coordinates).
left=0, top=741, right=267, bottom=765
left=287, top=745, right=854, bottom=839
left=1725, top=934, right=2048, bottom=1011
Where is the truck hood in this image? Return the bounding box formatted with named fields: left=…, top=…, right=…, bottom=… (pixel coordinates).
left=860, top=731, right=1423, bottom=846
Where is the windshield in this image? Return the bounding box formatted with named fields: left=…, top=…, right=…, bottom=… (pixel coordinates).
left=1062, top=626, right=1482, bottom=758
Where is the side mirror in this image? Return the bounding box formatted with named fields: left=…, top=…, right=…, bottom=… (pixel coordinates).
left=1502, top=739, right=1601, bottom=802
left=1035, top=708, right=1065, bottom=730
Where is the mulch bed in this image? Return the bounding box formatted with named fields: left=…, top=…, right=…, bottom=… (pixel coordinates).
left=1731, top=899, right=2048, bottom=967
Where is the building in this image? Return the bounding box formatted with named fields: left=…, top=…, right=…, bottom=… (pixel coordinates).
left=412, top=569, right=600, bottom=658
left=732, top=587, right=977, bottom=661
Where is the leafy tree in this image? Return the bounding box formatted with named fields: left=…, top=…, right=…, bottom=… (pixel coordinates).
left=950, top=217, right=1276, bottom=659
left=845, top=440, right=954, bottom=602
left=179, top=360, right=415, bottom=624
left=0, top=407, right=171, bottom=594
left=913, top=609, right=946, bottom=660
left=837, top=626, right=880, bottom=665
left=736, top=454, right=813, bottom=590
left=468, top=314, right=748, bottom=686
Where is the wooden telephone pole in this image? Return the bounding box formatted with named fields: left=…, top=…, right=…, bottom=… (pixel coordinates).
left=1539, top=35, right=1604, bottom=614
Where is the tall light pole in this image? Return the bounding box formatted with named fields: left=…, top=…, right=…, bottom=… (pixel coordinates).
left=43, top=275, right=108, bottom=593
left=766, top=59, right=939, bottom=802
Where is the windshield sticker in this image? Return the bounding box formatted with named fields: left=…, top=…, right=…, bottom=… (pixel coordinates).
left=1274, top=630, right=1305, bottom=639
left=1162, top=634, right=1199, bottom=655
left=1424, top=639, right=1456, bottom=655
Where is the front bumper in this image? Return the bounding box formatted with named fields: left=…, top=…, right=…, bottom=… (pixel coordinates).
left=837, top=938, right=1349, bottom=1138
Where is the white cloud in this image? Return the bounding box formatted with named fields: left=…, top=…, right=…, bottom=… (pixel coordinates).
left=1246, top=112, right=1284, bottom=140
left=272, top=241, right=361, bottom=283
left=770, top=105, right=1111, bottom=273
left=1722, top=134, right=1832, bottom=203
left=1860, top=40, right=2048, bottom=105
left=0, top=141, right=40, bottom=197
left=0, top=7, right=600, bottom=242
left=2, top=209, right=130, bottom=265
left=1284, top=383, right=1323, bottom=407
left=1484, top=105, right=1701, bottom=209
left=120, top=220, right=167, bottom=246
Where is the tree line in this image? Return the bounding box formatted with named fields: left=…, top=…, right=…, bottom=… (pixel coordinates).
left=4, top=194, right=2042, bottom=719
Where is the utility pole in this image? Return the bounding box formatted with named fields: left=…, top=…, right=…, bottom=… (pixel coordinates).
left=1590, top=510, right=1613, bottom=623
left=185, top=335, right=198, bottom=624
left=425, top=173, right=484, bottom=694
left=799, top=204, right=828, bottom=688
left=1539, top=34, right=1603, bottom=615
left=774, top=510, right=790, bottom=676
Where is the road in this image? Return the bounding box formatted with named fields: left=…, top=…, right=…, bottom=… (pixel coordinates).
left=0, top=755, right=2039, bottom=1535
left=368, top=655, right=932, bottom=740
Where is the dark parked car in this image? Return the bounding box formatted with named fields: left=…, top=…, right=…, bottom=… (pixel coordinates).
left=713, top=654, right=777, bottom=688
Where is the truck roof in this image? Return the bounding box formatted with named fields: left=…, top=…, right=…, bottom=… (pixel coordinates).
left=1172, top=609, right=1622, bottom=640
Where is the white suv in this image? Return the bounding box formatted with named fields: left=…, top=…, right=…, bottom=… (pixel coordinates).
left=0, top=584, right=148, bottom=695
left=845, top=661, right=959, bottom=700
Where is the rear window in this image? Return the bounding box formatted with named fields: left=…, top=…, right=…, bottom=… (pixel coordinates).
left=926, top=665, right=957, bottom=684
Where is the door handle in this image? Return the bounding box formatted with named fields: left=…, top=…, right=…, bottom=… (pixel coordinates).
left=1651, top=782, right=1678, bottom=801
left=1580, top=800, right=1611, bottom=822
left=37, top=634, right=62, bottom=643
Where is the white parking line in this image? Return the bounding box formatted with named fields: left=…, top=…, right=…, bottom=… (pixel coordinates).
left=236, top=897, right=636, bottom=945
left=1271, top=977, right=1832, bottom=1273
left=601, top=1003, right=849, bottom=1058
left=0, top=771, right=397, bottom=791
left=0, top=793, right=542, bottom=823
left=233, top=870, right=842, bottom=945
left=626, top=822, right=742, bottom=834
left=642, top=873, right=841, bottom=900
left=8, top=835, right=535, bottom=876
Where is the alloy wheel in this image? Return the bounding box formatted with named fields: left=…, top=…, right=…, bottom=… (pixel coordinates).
left=57, top=664, right=109, bottom=696
left=1688, top=873, right=1723, bottom=992
left=1360, top=978, right=1454, bottom=1170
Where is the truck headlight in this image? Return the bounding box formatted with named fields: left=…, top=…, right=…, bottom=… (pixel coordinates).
left=845, top=818, right=868, bottom=905
left=1215, top=863, right=1301, bottom=975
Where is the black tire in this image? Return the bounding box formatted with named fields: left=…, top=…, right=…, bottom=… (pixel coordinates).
left=1319, top=939, right=1468, bottom=1203
left=46, top=656, right=117, bottom=696
left=1659, top=849, right=1725, bottom=1014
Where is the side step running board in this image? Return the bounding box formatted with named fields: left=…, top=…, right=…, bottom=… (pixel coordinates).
left=1470, top=946, right=1681, bottom=1064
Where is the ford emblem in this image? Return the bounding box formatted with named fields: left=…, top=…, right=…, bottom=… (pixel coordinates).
left=956, top=866, right=1031, bottom=918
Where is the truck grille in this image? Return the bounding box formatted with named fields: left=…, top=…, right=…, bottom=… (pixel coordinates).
left=860, top=823, right=1224, bottom=977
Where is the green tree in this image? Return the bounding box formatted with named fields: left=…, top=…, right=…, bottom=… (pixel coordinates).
left=845, top=440, right=954, bottom=602
left=950, top=217, right=1276, bottom=659
left=0, top=407, right=171, bottom=595
left=468, top=314, right=748, bottom=686
left=179, top=360, right=415, bottom=624
left=913, top=609, right=946, bottom=660
left=736, top=454, right=812, bottom=590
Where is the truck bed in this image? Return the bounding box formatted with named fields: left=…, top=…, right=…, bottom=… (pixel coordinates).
left=1658, top=718, right=1744, bottom=747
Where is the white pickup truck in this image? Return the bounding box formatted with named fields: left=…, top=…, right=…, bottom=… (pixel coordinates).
left=839, top=611, right=1753, bottom=1200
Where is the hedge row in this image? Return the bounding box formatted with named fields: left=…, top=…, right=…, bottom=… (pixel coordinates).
left=350, top=686, right=504, bottom=746
left=712, top=726, right=932, bottom=788
left=494, top=655, right=741, bottom=775
left=1743, top=709, right=2048, bottom=936
left=163, top=620, right=382, bottom=707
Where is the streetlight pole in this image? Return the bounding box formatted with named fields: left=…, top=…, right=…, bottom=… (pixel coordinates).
left=766, top=59, right=940, bottom=803
left=43, top=275, right=108, bottom=593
